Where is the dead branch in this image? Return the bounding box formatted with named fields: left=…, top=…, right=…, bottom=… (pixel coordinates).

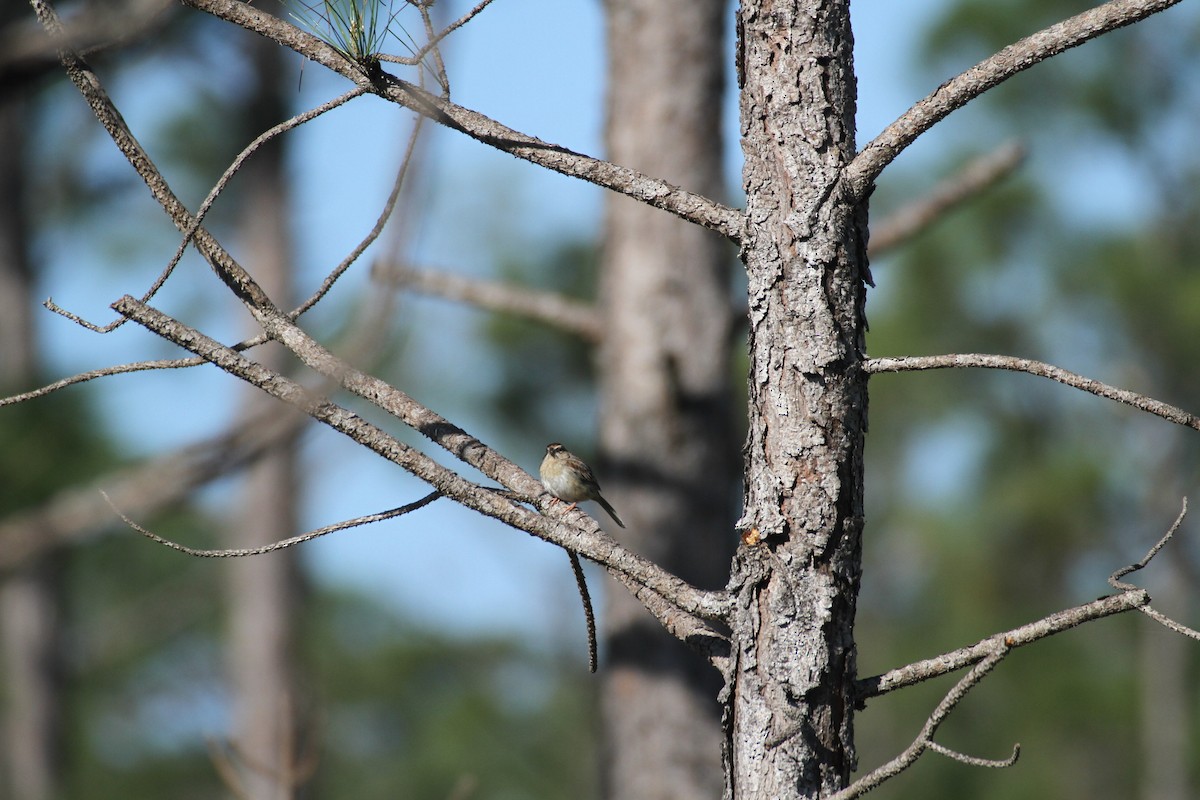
left=869, top=141, right=1025, bottom=257
left=1109, top=499, right=1200, bottom=640
left=845, top=0, right=1183, bottom=202
left=860, top=499, right=1195, bottom=700
left=374, top=262, right=602, bottom=341
left=863, top=353, right=1200, bottom=432
left=179, top=0, right=744, bottom=242
left=566, top=551, right=598, bottom=673
left=855, top=591, right=1147, bottom=701
left=831, top=649, right=1018, bottom=800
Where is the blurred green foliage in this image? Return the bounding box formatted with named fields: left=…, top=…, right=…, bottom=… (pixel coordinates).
left=858, top=1, right=1200, bottom=797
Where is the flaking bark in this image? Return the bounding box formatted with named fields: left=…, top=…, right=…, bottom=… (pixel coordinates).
left=726, top=1, right=869, bottom=797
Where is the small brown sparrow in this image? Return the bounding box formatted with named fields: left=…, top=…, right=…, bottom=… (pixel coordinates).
left=540, top=442, right=625, bottom=528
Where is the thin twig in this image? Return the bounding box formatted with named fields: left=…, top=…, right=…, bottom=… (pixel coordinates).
left=414, top=1, right=449, bottom=95
left=567, top=550, right=598, bottom=673
left=108, top=489, right=442, bottom=557
left=1108, top=498, right=1200, bottom=640
left=0, top=356, right=204, bottom=406
left=863, top=354, right=1200, bottom=432
left=374, top=262, right=602, bottom=341
left=869, top=141, right=1025, bottom=257
left=111, top=297, right=733, bottom=623
left=377, top=0, right=497, bottom=69
left=293, top=114, right=425, bottom=318
left=845, top=0, right=1184, bottom=201
left=1109, top=498, right=1188, bottom=591
left=831, top=649, right=1017, bottom=800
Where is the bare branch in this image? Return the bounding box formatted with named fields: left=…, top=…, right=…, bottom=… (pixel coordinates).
left=110, top=297, right=733, bottom=623
left=869, top=141, right=1026, bottom=257
left=831, top=649, right=1016, bottom=800
left=926, top=740, right=1020, bottom=769
left=374, top=262, right=602, bottom=341
left=1109, top=499, right=1200, bottom=640
left=845, top=0, right=1184, bottom=202
left=377, top=0, right=498, bottom=69
left=109, top=490, right=442, bottom=557
left=0, top=355, right=204, bottom=407
left=567, top=550, right=598, bottom=673
left=861, top=500, right=1196, bottom=700
left=1109, top=498, right=1188, bottom=591
left=863, top=354, right=1200, bottom=432
left=33, top=0, right=731, bottom=638
left=180, top=0, right=744, bottom=242
left=856, top=591, right=1148, bottom=700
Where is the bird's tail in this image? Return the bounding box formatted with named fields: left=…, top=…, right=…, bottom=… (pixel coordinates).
left=598, top=497, right=625, bottom=529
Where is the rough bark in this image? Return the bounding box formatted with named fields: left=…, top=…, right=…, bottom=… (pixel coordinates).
left=224, top=38, right=306, bottom=800
left=598, top=1, right=735, bottom=798
left=727, top=0, right=868, bottom=797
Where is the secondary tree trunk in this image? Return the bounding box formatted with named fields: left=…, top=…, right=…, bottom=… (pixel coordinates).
left=598, top=1, right=735, bottom=798
left=0, top=91, right=62, bottom=800
left=224, top=37, right=306, bottom=800
left=726, top=0, right=868, bottom=797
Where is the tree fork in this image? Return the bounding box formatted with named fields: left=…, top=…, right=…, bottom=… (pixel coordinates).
left=727, top=1, right=869, bottom=797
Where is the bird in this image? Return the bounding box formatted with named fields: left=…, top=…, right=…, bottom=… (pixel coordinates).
left=540, top=442, right=625, bottom=528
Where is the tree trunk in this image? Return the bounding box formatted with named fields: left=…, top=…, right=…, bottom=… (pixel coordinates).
left=598, top=1, right=735, bottom=798
left=0, top=91, right=62, bottom=800
left=727, top=0, right=868, bottom=797
left=224, top=38, right=306, bottom=800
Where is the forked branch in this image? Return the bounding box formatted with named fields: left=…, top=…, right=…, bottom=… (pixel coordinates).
left=846, top=500, right=1195, bottom=797
left=832, top=649, right=1018, bottom=800
left=846, top=0, right=1184, bottom=201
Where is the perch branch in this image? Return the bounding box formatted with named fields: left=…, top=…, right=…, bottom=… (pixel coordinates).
left=863, top=354, right=1200, bottom=432
left=111, top=297, right=732, bottom=623
left=845, top=0, right=1183, bottom=201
